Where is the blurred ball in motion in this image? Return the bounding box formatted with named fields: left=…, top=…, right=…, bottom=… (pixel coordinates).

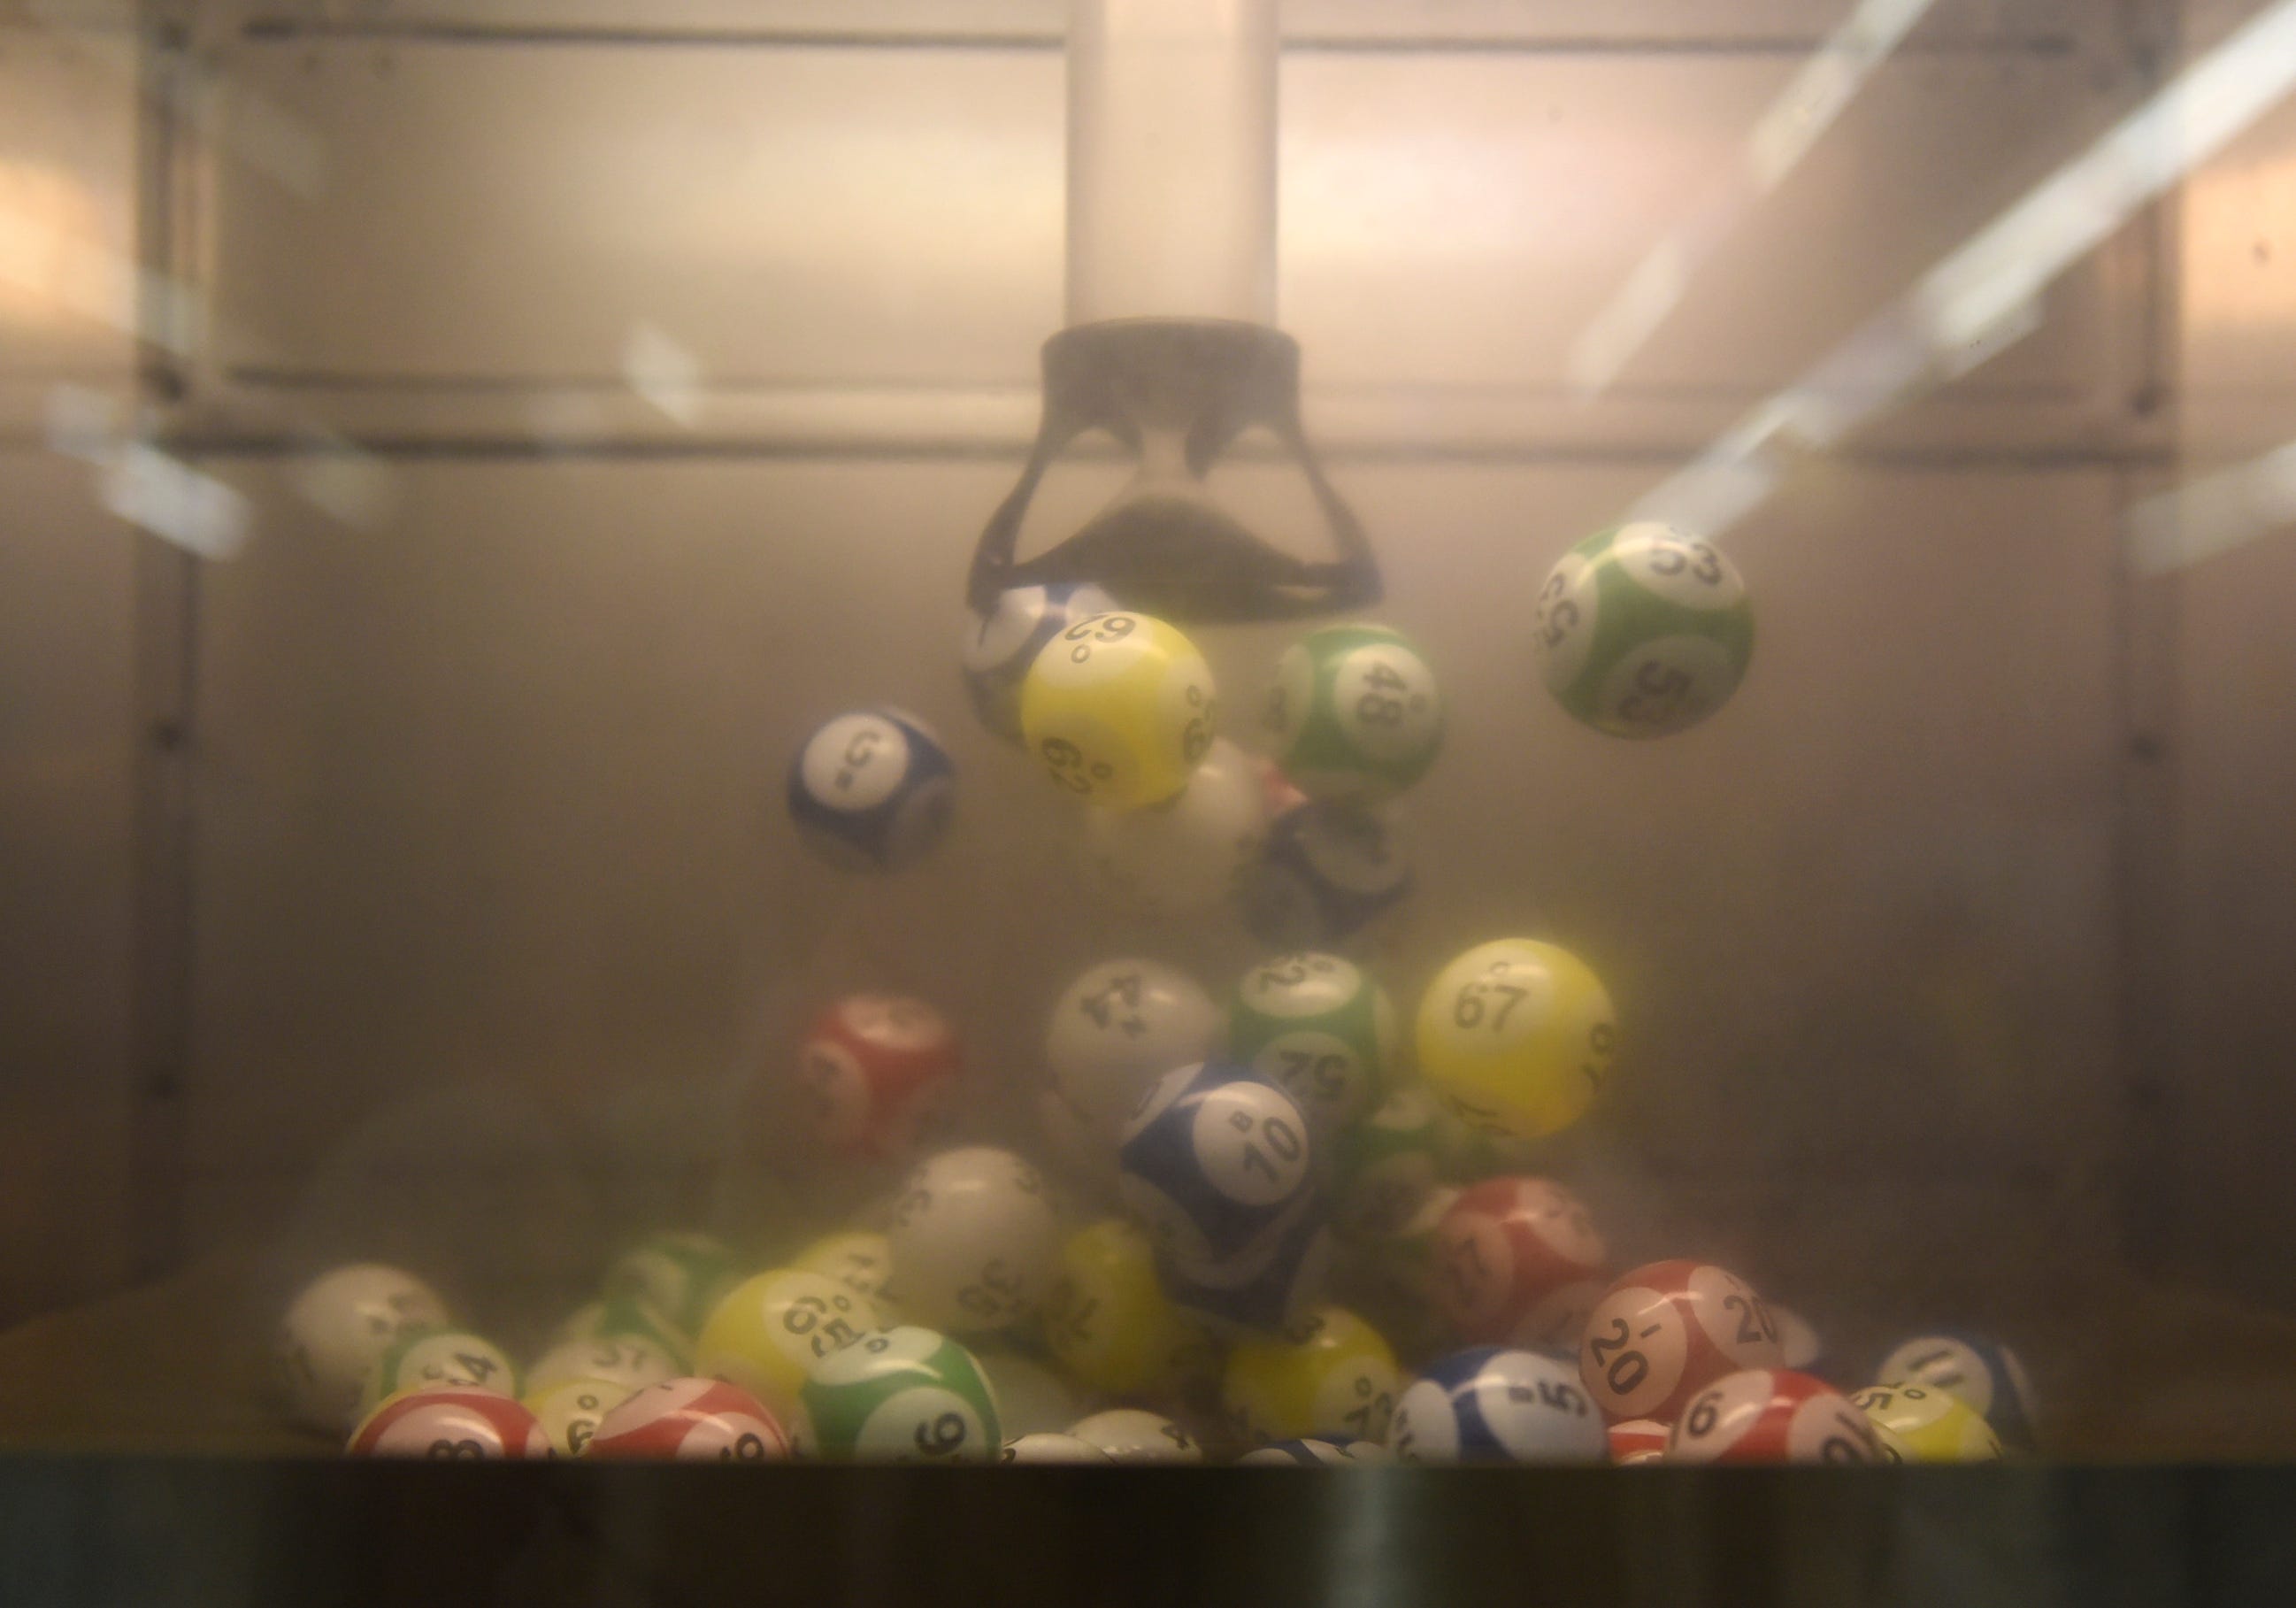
left=1387, top=1346, right=1606, bottom=1465
left=1331, top=1084, right=1466, bottom=1240
left=1237, top=1436, right=1389, bottom=1466
left=1079, top=737, right=1270, bottom=916
left=1229, top=951, right=1396, bottom=1137
left=787, top=707, right=955, bottom=871
left=1020, top=611, right=1216, bottom=809
left=795, top=994, right=960, bottom=1159
left=1432, top=1178, right=1609, bottom=1353
left=1045, top=958, right=1223, bottom=1152
left=1044, top=1218, right=1219, bottom=1398
left=348, top=1386, right=549, bottom=1458
left=1264, top=623, right=1444, bottom=801
left=359, top=1328, right=518, bottom=1420
left=1001, top=1432, right=1116, bottom=1465
left=695, top=1267, right=879, bottom=1420
left=795, top=1326, right=1001, bottom=1463
left=1578, top=1259, right=1785, bottom=1423
left=603, top=1231, right=739, bottom=1342
left=1533, top=522, right=1754, bottom=738
left=1241, top=800, right=1411, bottom=950
left=1416, top=938, right=1616, bottom=1142
left=1850, top=1381, right=2003, bottom=1463
left=1607, top=1418, right=1670, bottom=1465
left=523, top=1376, right=635, bottom=1457
left=884, top=1147, right=1062, bottom=1333
left=1223, top=1304, right=1401, bottom=1448
left=962, top=581, right=1119, bottom=742
left=1118, top=1062, right=1315, bottom=1270
left=585, top=1377, right=789, bottom=1461
left=277, top=1263, right=450, bottom=1433
left=1665, top=1369, right=1882, bottom=1465
left=1873, top=1331, right=2036, bottom=1452
left=1065, top=1407, right=1203, bottom=1464
left=556, top=1290, right=693, bottom=1368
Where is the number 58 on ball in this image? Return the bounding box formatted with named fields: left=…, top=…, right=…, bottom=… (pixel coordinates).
left=1415, top=939, right=1616, bottom=1141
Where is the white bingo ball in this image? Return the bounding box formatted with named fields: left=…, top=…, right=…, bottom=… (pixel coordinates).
left=276, top=1264, right=450, bottom=1434
left=526, top=1335, right=680, bottom=1397
left=1045, top=958, right=1223, bottom=1144
left=1066, top=1408, right=1204, bottom=1464
left=885, top=1147, right=1063, bottom=1333
left=1000, top=1431, right=1117, bottom=1465
left=1079, top=738, right=1270, bottom=917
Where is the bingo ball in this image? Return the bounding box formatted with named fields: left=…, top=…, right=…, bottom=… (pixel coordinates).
left=1533, top=522, right=1754, bottom=738
left=527, top=1327, right=682, bottom=1398
left=1079, top=738, right=1270, bottom=917
left=1223, top=1304, right=1401, bottom=1447
left=1432, top=1178, right=1609, bottom=1351
left=603, top=1231, right=739, bottom=1341
left=787, top=707, right=955, bottom=871
left=1332, top=1084, right=1467, bottom=1239
left=1241, top=800, right=1410, bottom=950
left=962, top=581, right=1119, bottom=742
left=789, top=1229, right=895, bottom=1309
left=1873, top=1332, right=2036, bottom=1451
left=1159, top=1202, right=1334, bottom=1335
left=277, top=1263, right=450, bottom=1433
left=1019, top=611, right=1217, bottom=809
left=1238, top=1437, right=1390, bottom=1466
left=1045, top=958, right=1223, bottom=1148
left=585, top=1377, right=790, bottom=1461
left=555, top=1290, right=693, bottom=1366
left=1416, top=939, right=1616, bottom=1141
left=1579, top=1259, right=1785, bottom=1422
left=1264, top=623, right=1444, bottom=801
left=1118, top=1062, right=1315, bottom=1269
left=1850, top=1381, right=2003, bottom=1463
left=360, top=1328, right=518, bottom=1418
left=523, top=1376, right=636, bottom=1457
left=695, top=1267, right=880, bottom=1418
left=1044, top=1219, right=1218, bottom=1398
left=969, top=1347, right=1089, bottom=1438
left=796, top=994, right=960, bottom=1158
left=795, top=1327, right=1001, bottom=1463
left=1667, top=1369, right=1882, bottom=1465
left=348, top=1387, right=549, bottom=1458
left=1229, top=951, right=1397, bottom=1136
left=885, top=1147, right=1062, bottom=1333
left=1001, top=1432, right=1116, bottom=1465
left=1066, top=1408, right=1203, bottom=1464
left=1387, top=1346, right=1606, bottom=1464
left=1608, top=1419, right=1669, bottom=1465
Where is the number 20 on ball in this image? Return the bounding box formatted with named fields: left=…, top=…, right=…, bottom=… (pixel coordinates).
left=1415, top=939, right=1616, bottom=1142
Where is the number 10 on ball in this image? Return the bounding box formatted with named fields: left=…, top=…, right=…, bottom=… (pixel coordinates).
left=1415, top=939, right=1616, bottom=1141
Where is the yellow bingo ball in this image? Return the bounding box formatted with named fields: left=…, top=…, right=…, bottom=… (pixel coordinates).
left=1414, top=939, right=1616, bottom=1141
left=1223, top=1304, right=1400, bottom=1448
left=790, top=1230, right=900, bottom=1317
left=1044, top=1219, right=1218, bottom=1397
left=695, top=1268, right=881, bottom=1419
left=522, top=1376, right=637, bottom=1457
left=1019, top=612, right=1217, bottom=809
left=1850, top=1382, right=2003, bottom=1464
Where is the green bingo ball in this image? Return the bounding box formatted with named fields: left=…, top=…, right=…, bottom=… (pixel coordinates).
left=1264, top=624, right=1444, bottom=801
left=1533, top=522, right=1754, bottom=737
left=1332, top=1083, right=1468, bottom=1238
left=1230, top=952, right=1397, bottom=1137
left=794, top=1326, right=1001, bottom=1463
left=603, top=1231, right=740, bottom=1341
left=359, top=1327, right=519, bottom=1418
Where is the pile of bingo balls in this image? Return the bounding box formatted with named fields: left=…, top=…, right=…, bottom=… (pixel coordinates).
left=286, top=521, right=2038, bottom=1464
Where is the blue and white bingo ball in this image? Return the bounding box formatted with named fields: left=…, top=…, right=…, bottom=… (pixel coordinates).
left=1242, top=800, right=1410, bottom=950
left=1159, top=1200, right=1333, bottom=1336
left=1873, top=1331, right=2036, bottom=1452
left=960, top=581, right=1119, bottom=742
left=1387, top=1345, right=1607, bottom=1464
left=1238, top=1435, right=1390, bottom=1466
left=1118, top=1062, right=1315, bottom=1268
left=787, top=708, right=955, bottom=872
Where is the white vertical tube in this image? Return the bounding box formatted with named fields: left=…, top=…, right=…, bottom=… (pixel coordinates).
left=1066, top=0, right=1279, bottom=327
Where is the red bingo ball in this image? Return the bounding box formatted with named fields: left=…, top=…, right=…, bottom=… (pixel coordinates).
left=796, top=995, right=960, bottom=1158
left=1578, top=1258, right=1785, bottom=1422
left=584, top=1378, right=791, bottom=1461
left=348, top=1387, right=550, bottom=1458
left=1665, top=1369, right=1884, bottom=1465
left=1607, top=1418, right=1669, bottom=1466
left=1432, top=1178, right=1608, bottom=1351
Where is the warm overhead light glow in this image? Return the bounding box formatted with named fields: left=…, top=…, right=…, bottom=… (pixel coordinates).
left=2127, top=439, right=2296, bottom=576
left=1631, top=0, right=2296, bottom=538
left=1568, top=0, right=1939, bottom=398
